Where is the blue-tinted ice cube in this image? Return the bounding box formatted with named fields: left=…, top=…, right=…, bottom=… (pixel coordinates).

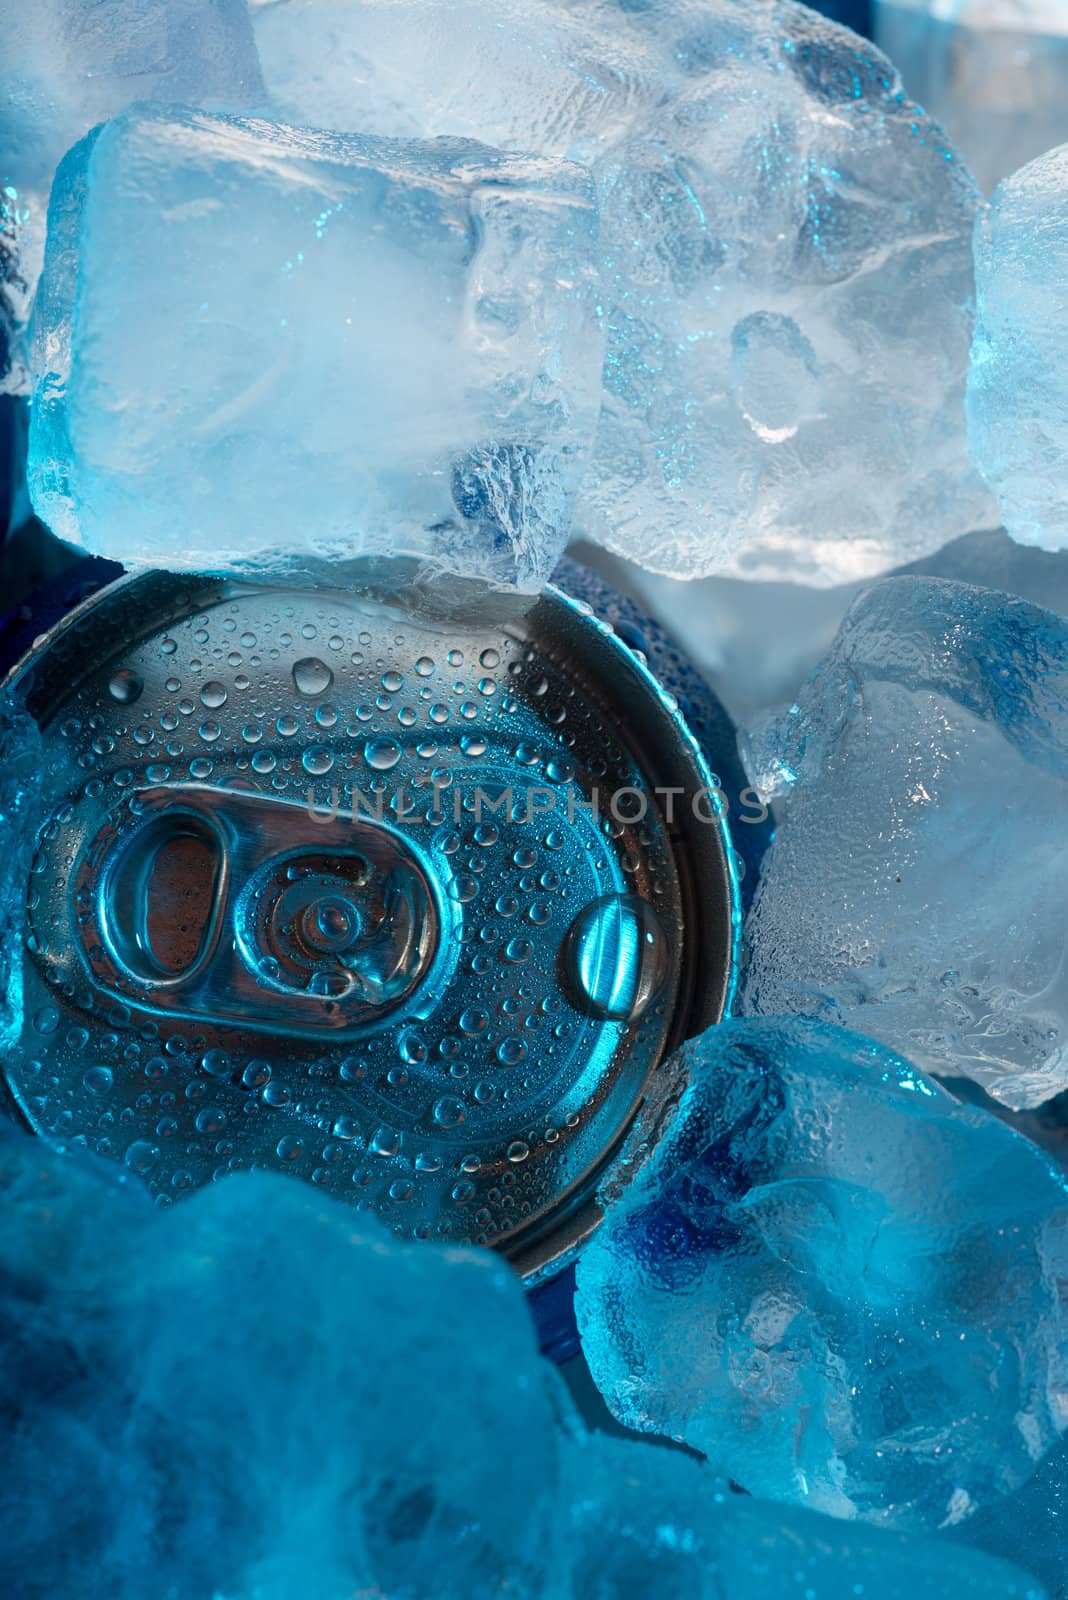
left=968, top=143, right=1068, bottom=554
left=0, top=1123, right=564, bottom=1597
left=875, top=3, right=1068, bottom=194
left=576, top=1017, right=1068, bottom=1530
left=0, top=0, right=263, bottom=392
left=27, top=104, right=603, bottom=589
left=742, top=576, right=1068, bottom=1109
left=566, top=1431, right=1046, bottom=1600
left=251, top=0, right=994, bottom=585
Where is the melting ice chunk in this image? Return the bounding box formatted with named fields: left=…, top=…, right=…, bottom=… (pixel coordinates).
left=875, top=2, right=1068, bottom=194
left=27, top=105, right=603, bottom=588
left=741, top=576, right=1068, bottom=1109
left=252, top=0, right=994, bottom=585
left=0, top=0, right=264, bottom=390
left=968, top=144, right=1068, bottom=555
left=566, top=1432, right=1047, bottom=1600
left=0, top=1123, right=565, bottom=1597
left=576, top=1016, right=1068, bottom=1530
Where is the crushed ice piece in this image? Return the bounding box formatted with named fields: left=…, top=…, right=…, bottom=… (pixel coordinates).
left=566, top=1431, right=1047, bottom=1600
left=0, top=0, right=264, bottom=392
left=875, top=2, right=1068, bottom=194
left=968, top=144, right=1068, bottom=554
left=575, top=1016, right=1068, bottom=1530
left=0, top=1121, right=564, bottom=1598
left=27, top=104, right=603, bottom=588
left=252, top=0, right=995, bottom=586
left=741, top=576, right=1068, bottom=1109
left=0, top=1114, right=1049, bottom=1596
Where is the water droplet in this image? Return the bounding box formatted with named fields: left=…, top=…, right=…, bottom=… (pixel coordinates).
left=124, top=1139, right=159, bottom=1173
left=201, top=1048, right=231, bottom=1079
left=364, top=737, right=401, bottom=771
left=83, top=1066, right=113, bottom=1095
left=200, top=680, right=227, bottom=709
left=564, top=894, right=670, bottom=1023
left=276, top=1134, right=304, bottom=1161
left=302, top=746, right=335, bottom=776
left=371, top=1126, right=401, bottom=1157
left=507, top=1140, right=529, bottom=1164
left=333, top=1115, right=361, bottom=1141
left=415, top=655, right=435, bottom=678
left=108, top=668, right=143, bottom=705
left=293, top=657, right=334, bottom=697
left=399, top=1030, right=427, bottom=1065
left=32, top=1005, right=59, bottom=1035
left=433, top=1096, right=464, bottom=1128
left=496, top=1038, right=527, bottom=1067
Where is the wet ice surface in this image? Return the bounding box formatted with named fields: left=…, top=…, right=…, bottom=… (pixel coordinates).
left=874, top=2, right=1068, bottom=194
left=0, top=1118, right=1047, bottom=1599
left=576, top=1016, right=1068, bottom=1531
left=27, top=105, right=603, bottom=589
left=251, top=0, right=993, bottom=586
left=741, top=576, right=1068, bottom=1109
left=564, top=1432, right=1044, bottom=1600
left=578, top=526, right=1068, bottom=728
left=0, top=0, right=263, bottom=392
left=0, top=1123, right=565, bottom=1600
left=968, top=145, right=1068, bottom=556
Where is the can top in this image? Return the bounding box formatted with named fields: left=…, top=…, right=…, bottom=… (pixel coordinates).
left=7, top=567, right=737, bottom=1279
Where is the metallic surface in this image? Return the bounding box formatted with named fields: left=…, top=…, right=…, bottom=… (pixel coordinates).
left=5, top=565, right=738, bottom=1282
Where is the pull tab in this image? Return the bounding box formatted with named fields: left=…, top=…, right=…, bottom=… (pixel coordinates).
left=71, top=784, right=453, bottom=1039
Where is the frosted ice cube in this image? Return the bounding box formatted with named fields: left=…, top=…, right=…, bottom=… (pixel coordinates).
left=0, top=1125, right=565, bottom=1598
left=567, top=1431, right=1047, bottom=1599
left=968, top=144, right=1068, bottom=554
left=252, top=0, right=995, bottom=585
left=27, top=105, right=603, bottom=588
left=576, top=1016, right=1068, bottom=1529
left=741, top=576, right=1068, bottom=1109
left=0, top=0, right=264, bottom=391
left=875, top=1, right=1068, bottom=194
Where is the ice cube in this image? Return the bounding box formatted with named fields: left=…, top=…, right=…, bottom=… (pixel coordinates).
left=0, top=1122, right=565, bottom=1598
left=575, top=1016, right=1068, bottom=1530
left=951, top=1434, right=1068, bottom=1600
left=566, top=1431, right=1046, bottom=1600
left=584, top=527, right=1068, bottom=729
left=252, top=0, right=994, bottom=585
left=968, top=145, right=1068, bottom=555
left=0, top=0, right=264, bottom=392
left=27, top=104, right=603, bottom=588
left=741, top=576, right=1068, bottom=1109
left=874, top=2, right=1068, bottom=194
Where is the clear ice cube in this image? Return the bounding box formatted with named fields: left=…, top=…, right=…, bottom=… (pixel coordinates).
left=968, top=143, right=1068, bottom=555
left=741, top=576, right=1068, bottom=1110
left=875, top=2, right=1068, bottom=194
left=27, top=104, right=604, bottom=588
left=252, top=0, right=995, bottom=585
left=576, top=1016, right=1068, bottom=1529
left=0, top=0, right=264, bottom=391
